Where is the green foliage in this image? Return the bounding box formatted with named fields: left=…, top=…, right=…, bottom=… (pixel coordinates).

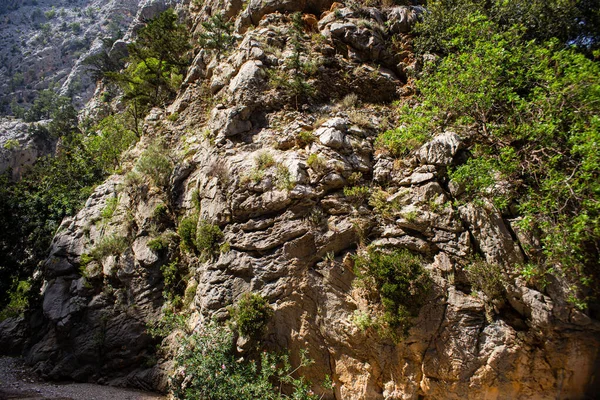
left=343, top=185, right=370, bottom=206
left=44, top=7, right=56, bottom=19
left=153, top=203, right=169, bottom=220
left=354, top=249, right=431, bottom=340
left=172, top=321, right=323, bottom=400
left=88, top=235, right=129, bottom=261
left=107, top=9, right=190, bottom=125
left=23, top=88, right=76, bottom=130
left=86, top=114, right=138, bottom=174
left=100, top=196, right=118, bottom=220
left=404, top=9, right=600, bottom=307
left=136, top=143, right=173, bottom=189
left=147, top=305, right=187, bottom=338
left=3, top=139, right=19, bottom=151
left=369, top=188, right=398, bottom=219
left=161, top=260, right=180, bottom=290
left=414, top=0, right=600, bottom=56
left=306, top=153, right=326, bottom=173
left=296, top=130, right=316, bottom=147
left=195, top=220, right=224, bottom=260
left=375, top=126, right=429, bottom=157
left=0, top=128, right=106, bottom=306
left=178, top=215, right=198, bottom=254
left=148, top=235, right=170, bottom=252
left=197, top=14, right=235, bottom=53
left=0, top=280, right=31, bottom=321
left=275, top=163, right=295, bottom=191
left=228, top=292, right=274, bottom=339
left=255, top=152, right=275, bottom=170
left=464, top=260, right=506, bottom=301
left=267, top=13, right=316, bottom=106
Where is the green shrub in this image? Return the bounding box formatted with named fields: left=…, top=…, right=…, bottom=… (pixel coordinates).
left=354, top=249, right=431, bottom=340
left=86, top=114, right=138, bottom=174
left=172, top=321, right=323, bottom=400
left=148, top=235, right=170, bottom=252
left=146, top=304, right=187, bottom=338
left=408, top=9, right=600, bottom=307
left=254, top=152, right=275, bottom=170
left=275, top=163, right=295, bottom=191
left=3, top=139, right=19, bottom=151
left=307, top=153, right=326, bottom=172
left=464, top=260, right=505, bottom=301
left=100, top=196, right=118, bottom=220
left=137, top=144, right=173, bottom=189
left=344, top=185, right=370, bottom=206
left=197, top=13, right=235, bottom=53
left=0, top=280, right=31, bottom=321
left=195, top=220, right=224, bottom=260
left=89, top=235, right=129, bottom=261
left=375, top=122, right=429, bottom=158
left=369, top=188, right=398, bottom=218
left=178, top=215, right=198, bottom=253
left=228, top=292, right=273, bottom=339
left=152, top=203, right=168, bottom=220
left=296, top=130, right=316, bottom=147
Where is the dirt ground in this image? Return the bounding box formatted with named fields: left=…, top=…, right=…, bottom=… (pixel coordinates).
left=0, top=357, right=166, bottom=400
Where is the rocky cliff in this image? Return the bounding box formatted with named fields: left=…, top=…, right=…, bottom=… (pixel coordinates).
left=0, top=0, right=180, bottom=177
left=1, top=1, right=599, bottom=399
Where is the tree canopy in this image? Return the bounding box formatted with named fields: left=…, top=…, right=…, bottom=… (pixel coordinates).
left=380, top=0, right=600, bottom=310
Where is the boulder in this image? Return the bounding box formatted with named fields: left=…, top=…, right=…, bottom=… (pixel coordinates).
left=417, top=131, right=463, bottom=166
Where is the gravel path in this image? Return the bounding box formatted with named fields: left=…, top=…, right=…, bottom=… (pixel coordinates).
left=0, top=357, right=166, bottom=400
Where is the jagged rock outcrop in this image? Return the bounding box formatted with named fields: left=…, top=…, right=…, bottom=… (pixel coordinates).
left=0, top=0, right=182, bottom=177
left=2, top=1, right=599, bottom=399
left=0, top=118, right=55, bottom=178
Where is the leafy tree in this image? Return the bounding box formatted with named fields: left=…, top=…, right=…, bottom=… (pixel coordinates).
left=387, top=8, right=600, bottom=308
left=110, top=9, right=190, bottom=111
left=414, top=0, right=600, bottom=56
left=86, top=114, right=138, bottom=174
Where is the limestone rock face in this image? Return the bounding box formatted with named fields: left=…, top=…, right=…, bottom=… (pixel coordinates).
left=0, top=0, right=181, bottom=178
left=0, top=118, right=55, bottom=178
left=2, top=1, right=599, bottom=399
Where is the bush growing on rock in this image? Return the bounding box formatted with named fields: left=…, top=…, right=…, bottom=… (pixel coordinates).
left=344, top=185, right=371, bottom=206
left=405, top=7, right=600, bottom=307
left=195, top=220, right=224, bottom=260
left=172, top=320, right=324, bottom=400
left=178, top=215, right=198, bottom=254
left=0, top=279, right=31, bottom=321
left=354, top=248, right=431, bottom=340
left=88, top=235, right=129, bottom=261
left=197, top=13, right=235, bottom=54
left=136, top=143, right=173, bottom=189
left=228, top=292, right=274, bottom=340
left=464, top=259, right=506, bottom=303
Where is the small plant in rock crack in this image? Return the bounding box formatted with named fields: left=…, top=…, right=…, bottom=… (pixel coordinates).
left=87, top=234, right=129, bottom=262
left=464, top=259, right=506, bottom=303
left=275, top=163, right=296, bottom=191
left=344, top=185, right=370, bottom=206
left=296, top=130, right=316, bottom=147
left=307, top=153, right=326, bottom=173
left=195, top=220, right=225, bottom=261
